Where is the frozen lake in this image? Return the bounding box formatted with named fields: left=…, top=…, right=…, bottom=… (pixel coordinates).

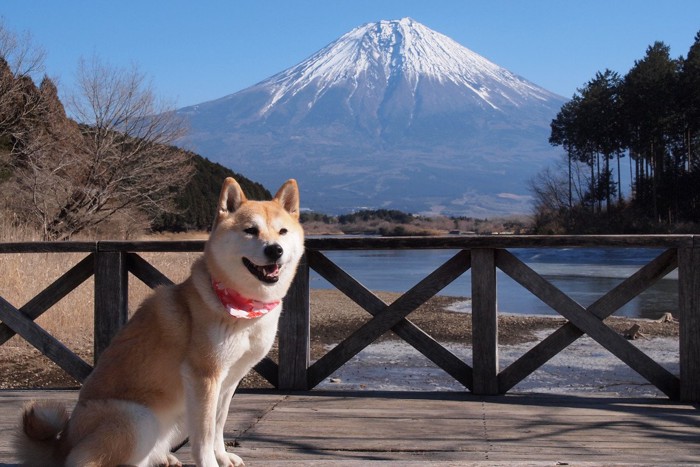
left=310, top=247, right=678, bottom=320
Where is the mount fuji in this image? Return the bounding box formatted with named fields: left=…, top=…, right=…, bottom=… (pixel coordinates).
left=178, top=18, right=567, bottom=216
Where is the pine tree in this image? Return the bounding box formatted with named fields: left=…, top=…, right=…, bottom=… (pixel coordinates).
left=621, top=42, right=679, bottom=221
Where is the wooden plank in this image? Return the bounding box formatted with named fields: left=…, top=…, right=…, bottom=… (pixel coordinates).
left=498, top=248, right=678, bottom=392
left=0, top=253, right=95, bottom=346
left=252, top=357, right=279, bottom=387
left=496, top=249, right=680, bottom=399
left=585, top=248, right=678, bottom=316
left=306, top=249, right=388, bottom=314
left=307, top=249, right=473, bottom=389
left=306, top=250, right=472, bottom=388
left=471, top=248, right=498, bottom=395
left=679, top=246, right=700, bottom=402
left=126, top=252, right=174, bottom=288
left=0, top=297, right=92, bottom=381
left=0, top=241, right=95, bottom=253
left=278, top=254, right=311, bottom=390
left=3, top=390, right=700, bottom=465
left=94, top=250, right=128, bottom=362
left=98, top=240, right=206, bottom=252
left=239, top=391, right=700, bottom=464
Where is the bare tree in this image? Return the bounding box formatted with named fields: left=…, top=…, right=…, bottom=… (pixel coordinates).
left=32, top=56, right=194, bottom=239
left=0, top=20, right=53, bottom=236
left=529, top=155, right=591, bottom=233
left=0, top=19, right=46, bottom=138
left=0, top=19, right=45, bottom=76
left=6, top=77, right=99, bottom=239
left=4, top=52, right=193, bottom=239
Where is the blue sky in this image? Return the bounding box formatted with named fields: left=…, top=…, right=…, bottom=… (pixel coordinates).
left=3, top=0, right=699, bottom=108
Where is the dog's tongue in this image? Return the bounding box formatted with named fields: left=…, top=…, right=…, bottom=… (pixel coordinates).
left=263, top=264, right=280, bottom=278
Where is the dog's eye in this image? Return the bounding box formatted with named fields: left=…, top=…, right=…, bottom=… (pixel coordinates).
left=279, top=228, right=288, bottom=235
left=244, top=227, right=259, bottom=236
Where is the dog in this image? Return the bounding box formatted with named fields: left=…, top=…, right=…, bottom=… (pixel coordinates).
left=15, top=177, right=304, bottom=467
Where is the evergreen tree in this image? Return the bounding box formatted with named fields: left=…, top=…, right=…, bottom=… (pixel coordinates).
left=620, top=42, right=680, bottom=221
left=680, top=33, right=700, bottom=168
left=550, top=96, right=581, bottom=211
left=678, top=31, right=700, bottom=219
left=550, top=71, right=625, bottom=215
left=579, top=70, right=624, bottom=208
left=152, top=155, right=272, bottom=231
left=541, top=35, right=700, bottom=232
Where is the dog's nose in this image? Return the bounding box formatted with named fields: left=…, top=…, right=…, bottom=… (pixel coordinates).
left=264, top=244, right=284, bottom=261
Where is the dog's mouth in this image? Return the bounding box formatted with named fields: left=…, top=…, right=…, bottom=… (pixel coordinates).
left=243, top=258, right=281, bottom=284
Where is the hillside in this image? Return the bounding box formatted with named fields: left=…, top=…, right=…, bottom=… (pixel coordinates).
left=0, top=59, right=270, bottom=237
left=154, top=154, right=271, bottom=232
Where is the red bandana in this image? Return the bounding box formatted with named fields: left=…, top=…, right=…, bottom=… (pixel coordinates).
left=212, top=280, right=280, bottom=319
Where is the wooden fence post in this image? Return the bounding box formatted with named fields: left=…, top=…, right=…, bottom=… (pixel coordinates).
left=472, top=248, right=499, bottom=395
left=94, top=248, right=128, bottom=363
left=278, top=253, right=310, bottom=390
left=679, top=246, right=700, bottom=402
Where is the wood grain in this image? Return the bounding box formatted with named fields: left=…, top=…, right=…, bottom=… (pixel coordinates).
left=2, top=390, right=699, bottom=465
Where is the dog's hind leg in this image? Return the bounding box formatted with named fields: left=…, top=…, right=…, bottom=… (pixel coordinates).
left=147, top=421, right=186, bottom=467
left=65, top=400, right=161, bottom=467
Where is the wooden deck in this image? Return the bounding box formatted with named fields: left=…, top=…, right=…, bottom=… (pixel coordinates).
left=1, top=390, right=699, bottom=466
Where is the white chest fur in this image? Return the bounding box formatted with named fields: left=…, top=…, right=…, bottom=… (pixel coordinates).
left=207, top=307, right=282, bottom=372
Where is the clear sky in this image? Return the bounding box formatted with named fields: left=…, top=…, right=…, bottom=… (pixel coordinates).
left=2, top=0, right=699, bottom=108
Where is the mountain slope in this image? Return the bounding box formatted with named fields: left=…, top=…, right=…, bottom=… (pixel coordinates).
left=179, top=18, right=566, bottom=216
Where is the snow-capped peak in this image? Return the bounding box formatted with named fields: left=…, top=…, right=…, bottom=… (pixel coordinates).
left=259, top=18, right=557, bottom=113
left=179, top=18, right=567, bottom=220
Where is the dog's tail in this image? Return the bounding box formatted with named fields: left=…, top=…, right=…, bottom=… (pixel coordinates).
left=14, top=400, right=68, bottom=467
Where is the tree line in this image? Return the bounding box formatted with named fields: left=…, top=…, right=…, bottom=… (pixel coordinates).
left=337, top=209, right=415, bottom=225
left=532, top=32, right=700, bottom=234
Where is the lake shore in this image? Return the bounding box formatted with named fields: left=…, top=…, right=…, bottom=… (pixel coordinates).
left=289, top=290, right=680, bottom=397
left=316, top=333, right=680, bottom=397
left=0, top=290, right=680, bottom=394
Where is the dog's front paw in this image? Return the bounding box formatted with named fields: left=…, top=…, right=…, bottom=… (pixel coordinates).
left=215, top=449, right=244, bottom=466
left=165, top=453, right=183, bottom=466
left=155, top=452, right=182, bottom=466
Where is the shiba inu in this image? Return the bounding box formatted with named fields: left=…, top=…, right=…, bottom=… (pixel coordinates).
left=15, top=177, right=304, bottom=467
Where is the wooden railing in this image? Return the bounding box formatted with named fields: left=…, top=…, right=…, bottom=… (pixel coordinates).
left=0, top=236, right=698, bottom=401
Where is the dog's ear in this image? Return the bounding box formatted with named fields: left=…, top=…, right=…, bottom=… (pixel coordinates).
left=274, top=179, right=300, bottom=219
left=215, top=178, right=247, bottom=227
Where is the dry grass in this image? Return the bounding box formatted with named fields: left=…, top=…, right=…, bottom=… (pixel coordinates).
left=0, top=251, right=96, bottom=341
left=0, top=226, right=205, bottom=367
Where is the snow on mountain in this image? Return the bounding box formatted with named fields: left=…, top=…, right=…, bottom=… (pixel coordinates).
left=179, top=18, right=567, bottom=217
left=261, top=18, right=555, bottom=113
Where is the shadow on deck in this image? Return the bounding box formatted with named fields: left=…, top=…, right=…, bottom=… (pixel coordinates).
left=1, top=389, right=699, bottom=466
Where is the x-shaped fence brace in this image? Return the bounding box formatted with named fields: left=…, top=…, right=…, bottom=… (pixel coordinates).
left=304, top=248, right=473, bottom=389
left=300, top=247, right=680, bottom=398
left=0, top=254, right=95, bottom=382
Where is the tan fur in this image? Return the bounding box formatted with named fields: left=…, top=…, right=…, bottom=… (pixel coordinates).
left=15, top=178, right=304, bottom=467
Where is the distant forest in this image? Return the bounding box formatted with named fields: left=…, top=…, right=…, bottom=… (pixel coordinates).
left=152, top=155, right=270, bottom=232
left=532, top=32, right=700, bottom=234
